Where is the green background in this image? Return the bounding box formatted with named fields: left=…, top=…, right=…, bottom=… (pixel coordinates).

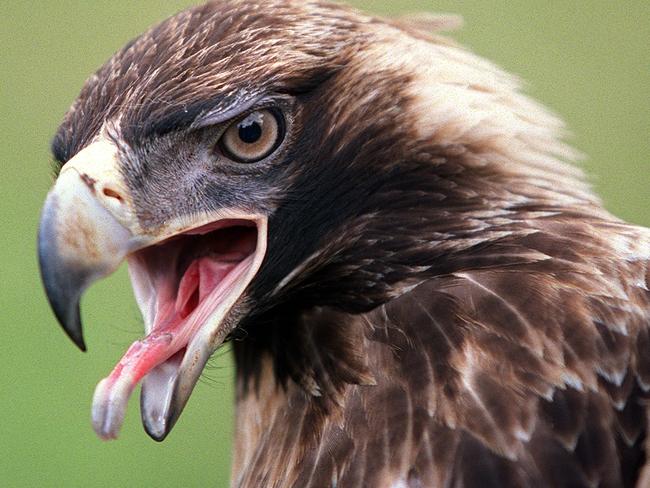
left=2, top=1, right=648, bottom=486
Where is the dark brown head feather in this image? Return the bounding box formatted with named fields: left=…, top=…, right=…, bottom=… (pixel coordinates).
left=52, top=0, right=372, bottom=163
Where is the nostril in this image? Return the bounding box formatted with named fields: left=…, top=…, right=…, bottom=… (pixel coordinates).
left=102, top=187, right=124, bottom=203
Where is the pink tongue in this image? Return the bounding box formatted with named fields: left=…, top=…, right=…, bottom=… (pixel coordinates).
left=91, top=257, right=237, bottom=440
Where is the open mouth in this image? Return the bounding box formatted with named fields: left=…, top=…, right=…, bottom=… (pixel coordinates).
left=91, top=217, right=266, bottom=440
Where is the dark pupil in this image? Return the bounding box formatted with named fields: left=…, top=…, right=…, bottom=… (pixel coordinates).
left=238, top=121, right=263, bottom=144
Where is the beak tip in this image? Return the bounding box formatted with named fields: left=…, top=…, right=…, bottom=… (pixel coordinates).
left=49, top=295, right=87, bottom=352
left=39, top=205, right=89, bottom=352
left=70, top=333, right=87, bottom=352
left=64, top=319, right=87, bottom=352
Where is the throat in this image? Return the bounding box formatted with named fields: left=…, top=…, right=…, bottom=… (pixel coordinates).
left=234, top=307, right=376, bottom=406
left=175, top=257, right=240, bottom=320
left=230, top=308, right=384, bottom=484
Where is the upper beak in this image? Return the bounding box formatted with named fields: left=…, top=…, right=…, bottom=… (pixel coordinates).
left=38, top=139, right=140, bottom=350
left=38, top=138, right=267, bottom=441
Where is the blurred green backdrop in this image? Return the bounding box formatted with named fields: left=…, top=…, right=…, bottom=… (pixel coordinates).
left=2, top=1, right=648, bottom=487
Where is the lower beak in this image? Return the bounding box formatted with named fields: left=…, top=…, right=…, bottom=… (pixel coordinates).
left=38, top=139, right=267, bottom=441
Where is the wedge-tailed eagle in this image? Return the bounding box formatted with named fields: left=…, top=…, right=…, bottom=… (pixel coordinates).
left=38, top=1, right=650, bottom=486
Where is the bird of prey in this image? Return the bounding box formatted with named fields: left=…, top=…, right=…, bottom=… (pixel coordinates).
left=38, top=1, right=650, bottom=487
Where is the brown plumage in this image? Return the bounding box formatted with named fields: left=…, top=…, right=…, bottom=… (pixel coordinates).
left=233, top=222, right=650, bottom=487
left=39, top=1, right=650, bottom=487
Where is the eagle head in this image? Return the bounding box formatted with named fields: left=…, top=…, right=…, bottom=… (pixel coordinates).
left=39, top=1, right=587, bottom=441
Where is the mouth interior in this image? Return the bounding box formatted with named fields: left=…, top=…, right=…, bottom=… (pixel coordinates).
left=146, top=221, right=258, bottom=332
left=91, top=219, right=260, bottom=440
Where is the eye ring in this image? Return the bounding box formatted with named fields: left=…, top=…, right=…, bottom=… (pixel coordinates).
left=218, top=108, right=286, bottom=163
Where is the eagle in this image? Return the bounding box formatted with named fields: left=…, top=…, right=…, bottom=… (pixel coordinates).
left=38, top=1, right=650, bottom=487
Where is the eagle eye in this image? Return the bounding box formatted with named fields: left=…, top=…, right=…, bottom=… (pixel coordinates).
left=219, top=108, right=285, bottom=163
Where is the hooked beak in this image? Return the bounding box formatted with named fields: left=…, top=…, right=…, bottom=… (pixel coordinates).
left=38, top=140, right=139, bottom=350
left=38, top=138, right=267, bottom=441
